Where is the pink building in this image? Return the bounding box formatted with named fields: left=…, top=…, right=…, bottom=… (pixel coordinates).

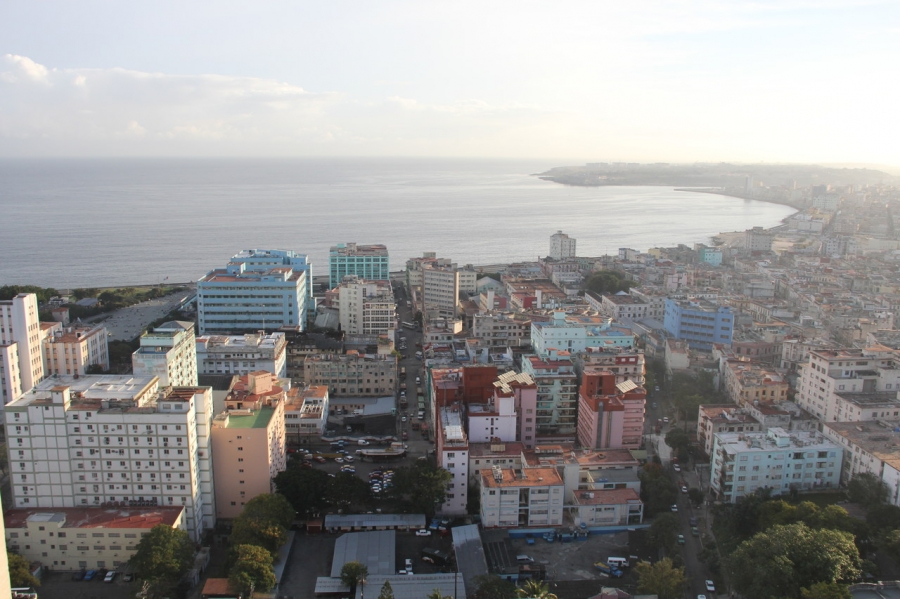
left=577, top=369, right=646, bottom=450
left=211, top=372, right=287, bottom=519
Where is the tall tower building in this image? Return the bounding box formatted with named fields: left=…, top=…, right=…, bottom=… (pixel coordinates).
left=0, top=293, right=43, bottom=404
left=329, top=243, right=389, bottom=289
left=132, top=321, right=198, bottom=387
left=549, top=231, right=576, bottom=259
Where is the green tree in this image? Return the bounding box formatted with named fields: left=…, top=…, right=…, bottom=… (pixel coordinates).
left=377, top=581, right=396, bottom=599
left=0, top=443, right=8, bottom=475
left=664, top=428, right=690, bottom=455
left=517, top=579, right=558, bottom=598
left=0, top=285, right=59, bottom=303
left=639, top=464, right=677, bottom=516
left=274, top=466, right=330, bottom=516
left=472, top=574, right=517, bottom=599
left=230, top=493, right=295, bottom=557
left=427, top=590, right=452, bottom=599
left=648, top=513, right=679, bottom=554
left=228, top=544, right=276, bottom=595
left=393, top=460, right=452, bottom=516
left=325, top=471, right=373, bottom=508
left=340, top=561, right=369, bottom=593
left=584, top=271, right=633, bottom=295
left=688, top=487, right=704, bottom=507
left=128, top=524, right=194, bottom=596
left=848, top=473, right=889, bottom=507
left=801, top=582, right=851, bottom=599
left=729, top=523, right=861, bottom=599
left=635, top=558, right=686, bottom=599
left=7, top=553, right=40, bottom=588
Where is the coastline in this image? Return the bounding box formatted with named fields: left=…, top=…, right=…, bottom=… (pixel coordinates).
left=672, top=187, right=804, bottom=213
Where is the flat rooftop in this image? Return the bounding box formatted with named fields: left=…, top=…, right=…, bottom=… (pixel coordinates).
left=221, top=407, right=275, bottom=429
left=4, top=506, right=184, bottom=529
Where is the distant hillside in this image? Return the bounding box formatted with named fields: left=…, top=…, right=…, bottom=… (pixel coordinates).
left=537, top=163, right=898, bottom=188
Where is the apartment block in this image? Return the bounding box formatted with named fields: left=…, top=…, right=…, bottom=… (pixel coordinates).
left=521, top=349, right=578, bottom=440
left=3, top=376, right=215, bottom=541
left=822, top=421, right=900, bottom=503
left=466, top=371, right=537, bottom=448
left=329, top=243, right=389, bottom=289
left=480, top=466, right=564, bottom=528
left=423, top=265, right=460, bottom=318
left=42, top=324, right=110, bottom=377
left=406, top=253, right=453, bottom=292
left=303, top=351, right=397, bottom=397
left=587, top=292, right=653, bottom=321
left=282, top=331, right=343, bottom=385
left=196, top=331, right=287, bottom=378
left=796, top=348, right=900, bottom=422
left=197, top=249, right=310, bottom=334
left=570, top=488, right=643, bottom=527
left=211, top=372, right=286, bottom=520
left=337, top=277, right=396, bottom=335
left=436, top=406, right=469, bottom=516
left=4, top=506, right=184, bottom=571
left=132, top=321, right=198, bottom=387
left=663, top=298, right=734, bottom=351
left=284, top=385, right=329, bottom=445
left=709, top=428, right=842, bottom=503
left=722, top=360, right=789, bottom=406
left=0, top=293, right=43, bottom=404
left=697, top=405, right=762, bottom=458
left=576, top=369, right=646, bottom=450
left=531, top=312, right=635, bottom=356
left=549, top=230, right=576, bottom=260
left=471, top=313, right=530, bottom=347
left=574, top=348, right=646, bottom=387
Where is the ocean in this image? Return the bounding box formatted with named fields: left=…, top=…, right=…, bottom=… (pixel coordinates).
left=0, top=157, right=796, bottom=289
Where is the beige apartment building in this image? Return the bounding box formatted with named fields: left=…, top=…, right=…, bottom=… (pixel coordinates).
left=42, top=324, right=110, bottom=377
left=285, top=385, right=329, bottom=444
left=4, top=506, right=184, bottom=572
left=303, top=351, right=397, bottom=397
left=212, top=372, right=286, bottom=519
left=423, top=265, right=460, bottom=318
left=336, top=277, right=397, bottom=335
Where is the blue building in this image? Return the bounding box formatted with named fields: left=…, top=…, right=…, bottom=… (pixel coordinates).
left=329, top=243, right=389, bottom=288
left=663, top=298, right=733, bottom=351
left=197, top=249, right=310, bottom=335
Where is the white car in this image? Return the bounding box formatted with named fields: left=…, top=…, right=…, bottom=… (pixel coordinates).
left=681, top=485, right=688, bottom=494
left=671, top=504, right=678, bottom=512
left=334, top=457, right=344, bottom=463
left=673, top=463, right=682, bottom=472
left=416, top=529, right=432, bottom=537
left=358, top=439, right=370, bottom=446
left=705, top=580, right=716, bottom=593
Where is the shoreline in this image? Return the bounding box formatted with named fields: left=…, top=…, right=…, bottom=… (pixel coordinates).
left=672, top=187, right=804, bottom=213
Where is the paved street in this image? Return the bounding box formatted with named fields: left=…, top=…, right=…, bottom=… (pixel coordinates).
left=91, top=287, right=195, bottom=341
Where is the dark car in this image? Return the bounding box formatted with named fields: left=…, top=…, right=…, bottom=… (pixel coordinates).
left=123, top=573, right=135, bottom=582
left=97, top=568, right=108, bottom=580
left=72, top=570, right=86, bottom=581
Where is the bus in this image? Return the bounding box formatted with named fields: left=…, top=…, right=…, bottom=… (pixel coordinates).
left=402, top=321, right=416, bottom=329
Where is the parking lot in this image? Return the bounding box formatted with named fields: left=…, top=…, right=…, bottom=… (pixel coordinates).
left=33, top=570, right=140, bottom=599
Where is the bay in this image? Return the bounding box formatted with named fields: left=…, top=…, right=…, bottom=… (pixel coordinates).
left=0, top=157, right=796, bottom=289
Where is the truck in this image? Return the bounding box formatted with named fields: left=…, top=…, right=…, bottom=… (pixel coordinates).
left=593, top=562, right=623, bottom=578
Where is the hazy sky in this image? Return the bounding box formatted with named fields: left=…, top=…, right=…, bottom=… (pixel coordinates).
left=1, top=1, right=898, bottom=163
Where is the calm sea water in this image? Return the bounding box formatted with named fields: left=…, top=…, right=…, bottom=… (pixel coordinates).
left=0, top=158, right=795, bottom=289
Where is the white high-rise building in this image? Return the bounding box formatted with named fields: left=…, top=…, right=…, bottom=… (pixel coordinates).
left=550, top=230, right=576, bottom=260
left=3, top=375, right=215, bottom=542
left=423, top=265, right=460, bottom=318
left=0, top=293, right=43, bottom=404
left=132, top=321, right=198, bottom=387
left=337, top=277, right=397, bottom=335
left=196, top=331, right=287, bottom=378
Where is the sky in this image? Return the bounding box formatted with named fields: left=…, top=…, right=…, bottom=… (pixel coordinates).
left=1, top=0, right=899, bottom=164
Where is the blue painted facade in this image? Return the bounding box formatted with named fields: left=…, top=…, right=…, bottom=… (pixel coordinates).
left=663, top=299, right=733, bottom=351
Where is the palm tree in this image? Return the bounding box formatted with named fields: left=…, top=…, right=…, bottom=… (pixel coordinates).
left=516, top=580, right=558, bottom=599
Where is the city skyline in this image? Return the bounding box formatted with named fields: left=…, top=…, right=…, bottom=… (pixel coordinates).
left=1, top=1, right=898, bottom=164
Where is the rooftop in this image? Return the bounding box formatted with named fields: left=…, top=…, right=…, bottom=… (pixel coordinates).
left=480, top=466, right=563, bottom=488
left=4, top=506, right=184, bottom=529
left=217, top=406, right=275, bottom=429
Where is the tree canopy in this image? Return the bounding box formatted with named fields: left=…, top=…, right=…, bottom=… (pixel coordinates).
left=584, top=270, right=633, bottom=295
left=639, top=462, right=677, bottom=516
left=227, top=544, right=276, bottom=595
left=128, top=524, right=194, bottom=594
left=377, top=581, right=396, bottom=599
left=848, top=473, right=889, bottom=508
left=516, top=579, right=558, bottom=599
left=7, top=553, right=40, bottom=588
left=340, top=561, right=369, bottom=591
left=230, top=493, right=294, bottom=558
left=275, top=466, right=331, bottom=516
left=391, top=460, right=453, bottom=515
left=635, top=558, right=686, bottom=599
left=472, top=575, right=517, bottom=599
left=729, top=523, right=861, bottom=599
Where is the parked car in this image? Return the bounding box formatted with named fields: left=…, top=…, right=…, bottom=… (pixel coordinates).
left=83, top=570, right=97, bottom=581
left=681, top=485, right=688, bottom=493
left=72, top=570, right=86, bottom=581
left=691, top=526, right=700, bottom=537
left=670, top=504, right=678, bottom=512
left=104, top=571, right=117, bottom=583
left=677, top=534, right=685, bottom=545
left=673, top=463, right=682, bottom=472
left=313, top=455, right=326, bottom=463
left=705, top=580, right=716, bottom=592
left=123, top=573, right=134, bottom=582
left=358, top=439, right=370, bottom=446
left=416, top=529, right=432, bottom=537
left=689, top=517, right=698, bottom=526
left=334, top=457, right=344, bottom=463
